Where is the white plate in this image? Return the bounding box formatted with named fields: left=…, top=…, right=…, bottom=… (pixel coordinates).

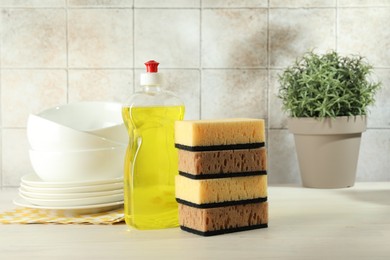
left=21, top=173, right=123, bottom=188
left=19, top=192, right=123, bottom=207
left=13, top=196, right=123, bottom=215
left=20, top=181, right=123, bottom=194
left=19, top=187, right=123, bottom=200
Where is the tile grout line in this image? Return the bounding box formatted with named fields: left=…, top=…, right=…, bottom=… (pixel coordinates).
left=335, top=0, right=338, bottom=52
left=0, top=5, right=388, bottom=9
left=199, top=0, right=202, bottom=119
left=1, top=66, right=390, bottom=70
left=0, top=8, right=3, bottom=188
left=0, top=67, right=280, bottom=70
left=267, top=0, right=271, bottom=137
left=269, top=127, right=390, bottom=131
left=65, top=0, right=69, bottom=103
left=132, top=2, right=135, bottom=94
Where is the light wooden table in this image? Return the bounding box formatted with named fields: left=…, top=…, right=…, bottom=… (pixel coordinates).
left=1, top=183, right=389, bottom=259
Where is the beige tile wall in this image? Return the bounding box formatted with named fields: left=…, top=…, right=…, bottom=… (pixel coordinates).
left=0, top=0, right=389, bottom=187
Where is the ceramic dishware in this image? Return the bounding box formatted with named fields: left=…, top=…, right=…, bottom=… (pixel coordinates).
left=38, top=101, right=123, bottom=131
left=27, top=114, right=124, bottom=151
left=29, top=146, right=126, bottom=182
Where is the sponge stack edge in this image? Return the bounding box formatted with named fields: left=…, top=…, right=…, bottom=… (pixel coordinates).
left=175, top=118, right=268, bottom=236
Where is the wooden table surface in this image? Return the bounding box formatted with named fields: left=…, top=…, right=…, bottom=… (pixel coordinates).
left=1, top=183, right=389, bottom=259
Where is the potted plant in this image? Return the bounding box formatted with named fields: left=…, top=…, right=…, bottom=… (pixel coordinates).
left=278, top=51, right=381, bottom=188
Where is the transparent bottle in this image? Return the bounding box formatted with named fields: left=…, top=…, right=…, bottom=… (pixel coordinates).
left=122, top=60, right=185, bottom=229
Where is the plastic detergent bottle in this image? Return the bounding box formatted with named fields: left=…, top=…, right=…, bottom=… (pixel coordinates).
left=122, top=60, right=185, bottom=229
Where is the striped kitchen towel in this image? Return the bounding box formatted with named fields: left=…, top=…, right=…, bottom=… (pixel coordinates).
left=0, top=207, right=124, bottom=225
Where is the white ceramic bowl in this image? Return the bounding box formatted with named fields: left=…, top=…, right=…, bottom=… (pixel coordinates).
left=88, top=124, right=128, bottom=144
left=29, top=146, right=126, bottom=182
left=38, top=101, right=123, bottom=131
left=27, top=114, right=124, bottom=151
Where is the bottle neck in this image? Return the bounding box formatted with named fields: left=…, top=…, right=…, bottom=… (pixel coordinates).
left=143, top=85, right=161, bottom=92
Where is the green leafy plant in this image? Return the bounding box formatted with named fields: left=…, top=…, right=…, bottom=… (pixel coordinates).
left=278, top=51, right=381, bottom=118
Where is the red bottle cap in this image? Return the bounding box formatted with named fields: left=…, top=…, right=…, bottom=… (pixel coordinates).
left=145, top=60, right=159, bottom=73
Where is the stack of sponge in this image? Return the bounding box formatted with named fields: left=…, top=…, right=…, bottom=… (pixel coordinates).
left=174, top=118, right=268, bottom=236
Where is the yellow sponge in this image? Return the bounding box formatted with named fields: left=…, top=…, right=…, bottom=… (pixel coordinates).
left=174, top=118, right=265, bottom=151
left=175, top=174, right=267, bottom=207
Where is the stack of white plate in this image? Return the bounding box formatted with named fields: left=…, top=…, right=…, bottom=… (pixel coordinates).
left=14, top=174, right=123, bottom=214
left=13, top=102, right=127, bottom=214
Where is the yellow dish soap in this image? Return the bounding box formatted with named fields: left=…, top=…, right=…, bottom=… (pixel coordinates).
left=123, top=60, right=185, bottom=229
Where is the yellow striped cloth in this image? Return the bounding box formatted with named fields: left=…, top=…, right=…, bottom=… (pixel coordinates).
left=0, top=207, right=124, bottom=225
